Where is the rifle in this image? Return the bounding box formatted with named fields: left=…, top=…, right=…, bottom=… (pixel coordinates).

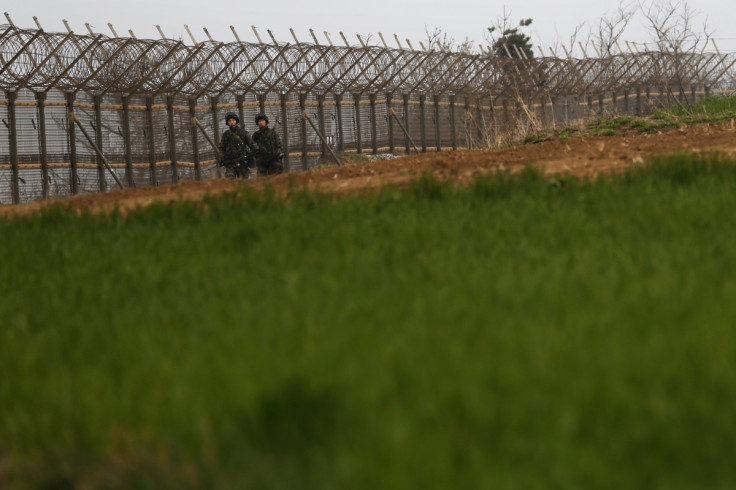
left=219, top=148, right=263, bottom=168
left=220, top=149, right=264, bottom=178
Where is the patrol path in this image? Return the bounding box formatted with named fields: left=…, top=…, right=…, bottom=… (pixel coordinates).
left=2, top=119, right=735, bottom=218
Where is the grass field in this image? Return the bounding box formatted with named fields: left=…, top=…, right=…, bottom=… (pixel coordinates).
left=3, top=153, right=736, bottom=489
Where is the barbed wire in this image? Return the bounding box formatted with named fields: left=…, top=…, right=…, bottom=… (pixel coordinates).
left=1, top=23, right=735, bottom=97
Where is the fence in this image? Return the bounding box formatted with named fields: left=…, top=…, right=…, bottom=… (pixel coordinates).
left=2, top=22, right=736, bottom=204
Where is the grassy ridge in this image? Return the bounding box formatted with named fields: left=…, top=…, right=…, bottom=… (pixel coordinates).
left=3, top=154, right=736, bottom=488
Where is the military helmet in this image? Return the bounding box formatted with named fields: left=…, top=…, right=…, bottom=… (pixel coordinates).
left=225, top=112, right=239, bottom=124
left=255, top=113, right=269, bottom=125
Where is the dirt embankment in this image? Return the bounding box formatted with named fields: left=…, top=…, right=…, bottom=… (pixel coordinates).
left=2, top=120, right=735, bottom=218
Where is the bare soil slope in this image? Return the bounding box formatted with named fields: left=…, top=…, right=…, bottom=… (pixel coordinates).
left=3, top=120, right=735, bottom=218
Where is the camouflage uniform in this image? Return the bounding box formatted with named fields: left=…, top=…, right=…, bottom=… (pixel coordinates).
left=220, top=125, right=255, bottom=178
left=252, top=126, right=284, bottom=175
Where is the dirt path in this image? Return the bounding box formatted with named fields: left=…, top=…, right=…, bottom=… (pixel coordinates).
left=2, top=120, right=735, bottom=218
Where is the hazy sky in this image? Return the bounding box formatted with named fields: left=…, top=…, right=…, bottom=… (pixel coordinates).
left=5, top=0, right=735, bottom=55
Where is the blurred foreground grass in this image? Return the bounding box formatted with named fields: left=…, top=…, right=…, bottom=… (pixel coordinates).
left=2, top=153, right=736, bottom=489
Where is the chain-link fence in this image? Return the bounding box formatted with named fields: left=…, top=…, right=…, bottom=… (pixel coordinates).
left=2, top=23, right=735, bottom=204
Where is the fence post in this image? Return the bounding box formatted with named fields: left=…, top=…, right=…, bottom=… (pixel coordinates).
left=353, top=92, right=363, bottom=154
left=369, top=93, right=378, bottom=154
left=419, top=93, right=427, bottom=152
left=433, top=93, right=441, bottom=151
left=35, top=91, right=50, bottom=199
left=318, top=93, right=327, bottom=157
left=93, top=95, right=106, bottom=192
left=449, top=94, right=457, bottom=150
left=280, top=92, right=290, bottom=172
left=476, top=97, right=485, bottom=146
left=237, top=94, right=245, bottom=130
left=6, top=90, right=20, bottom=204
left=209, top=95, right=222, bottom=178
left=146, top=96, right=158, bottom=186
left=300, top=92, right=308, bottom=167
left=464, top=95, right=472, bottom=149
left=188, top=98, right=201, bottom=181
left=598, top=93, right=604, bottom=116
left=636, top=87, right=642, bottom=115
left=258, top=93, right=266, bottom=115
left=166, top=95, right=179, bottom=184
left=540, top=95, right=548, bottom=127
left=501, top=98, right=510, bottom=144
left=611, top=90, right=618, bottom=115
left=403, top=93, right=411, bottom=153
left=66, top=91, right=80, bottom=196
left=491, top=96, right=500, bottom=140
left=386, top=91, right=395, bottom=153
left=334, top=93, right=344, bottom=153
left=121, top=95, right=135, bottom=187
left=623, top=89, right=629, bottom=114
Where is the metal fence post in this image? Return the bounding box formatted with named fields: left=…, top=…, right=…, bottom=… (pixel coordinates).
left=210, top=95, right=222, bottom=178
left=353, top=93, right=363, bottom=154
left=299, top=93, right=308, bottom=167
left=6, top=90, right=20, bottom=204
left=166, top=94, right=179, bottom=183
left=501, top=98, right=510, bottom=142
left=386, top=91, right=395, bottom=153
left=611, top=90, right=618, bottom=114
left=145, top=96, right=158, bottom=186
left=237, top=94, right=245, bottom=130
left=318, top=93, right=327, bottom=157
left=35, top=91, right=50, bottom=199
left=334, top=93, right=344, bottom=152
left=280, top=92, right=290, bottom=172
left=93, top=95, right=106, bottom=192
left=419, top=93, right=427, bottom=152
left=403, top=93, right=410, bottom=153
left=433, top=93, right=441, bottom=151
left=121, top=95, right=135, bottom=187
left=449, top=94, right=457, bottom=151
left=66, top=91, right=80, bottom=196
left=464, top=95, right=472, bottom=149
left=188, top=98, right=201, bottom=181
left=369, top=93, right=378, bottom=154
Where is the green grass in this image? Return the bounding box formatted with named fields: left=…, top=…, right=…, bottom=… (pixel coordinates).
left=3, top=153, right=736, bottom=488
left=665, top=93, right=736, bottom=120
left=543, top=94, right=736, bottom=141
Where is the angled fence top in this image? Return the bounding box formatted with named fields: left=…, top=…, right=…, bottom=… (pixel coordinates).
left=2, top=23, right=735, bottom=98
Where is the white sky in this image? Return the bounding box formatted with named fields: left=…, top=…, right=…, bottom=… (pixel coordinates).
left=5, top=0, right=736, bottom=55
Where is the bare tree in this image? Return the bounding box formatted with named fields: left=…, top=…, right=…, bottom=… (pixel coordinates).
left=639, top=0, right=713, bottom=53
left=593, top=1, right=637, bottom=56
left=546, top=21, right=587, bottom=58
left=639, top=0, right=714, bottom=106
left=423, top=26, right=475, bottom=54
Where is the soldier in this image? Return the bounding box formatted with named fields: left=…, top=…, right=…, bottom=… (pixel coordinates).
left=219, top=112, right=256, bottom=178
left=252, top=113, right=284, bottom=175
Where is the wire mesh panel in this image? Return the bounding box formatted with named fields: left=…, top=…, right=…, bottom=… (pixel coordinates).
left=321, top=94, right=340, bottom=157
left=436, top=95, right=454, bottom=150
left=339, top=96, right=358, bottom=153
